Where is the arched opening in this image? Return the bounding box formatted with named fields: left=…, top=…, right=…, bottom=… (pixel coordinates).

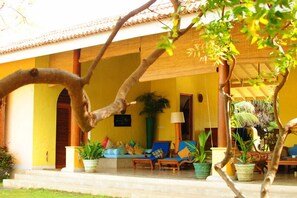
left=56, top=89, right=71, bottom=169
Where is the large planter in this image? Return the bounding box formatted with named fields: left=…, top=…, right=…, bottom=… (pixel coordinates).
left=235, top=163, right=255, bottom=181
left=146, top=117, right=155, bottom=149
left=83, top=159, right=99, bottom=173
left=193, top=162, right=211, bottom=179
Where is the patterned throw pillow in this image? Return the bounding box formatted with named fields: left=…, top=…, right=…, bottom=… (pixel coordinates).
left=118, top=144, right=127, bottom=155
left=178, top=147, right=190, bottom=159
left=134, top=144, right=145, bottom=154
left=152, top=148, right=164, bottom=159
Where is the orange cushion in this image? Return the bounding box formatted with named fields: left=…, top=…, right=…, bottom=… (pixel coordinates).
left=178, top=147, right=190, bottom=158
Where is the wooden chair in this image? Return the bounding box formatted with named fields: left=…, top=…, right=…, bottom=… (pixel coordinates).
left=132, top=141, right=171, bottom=170
left=158, top=140, right=197, bottom=171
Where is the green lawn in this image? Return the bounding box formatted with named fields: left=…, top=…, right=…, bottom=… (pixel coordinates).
left=0, top=183, right=111, bottom=198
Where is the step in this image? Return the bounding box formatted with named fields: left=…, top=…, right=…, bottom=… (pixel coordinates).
left=10, top=172, right=206, bottom=195
left=3, top=170, right=297, bottom=198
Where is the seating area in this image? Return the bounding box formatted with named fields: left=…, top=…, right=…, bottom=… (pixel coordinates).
left=132, top=141, right=171, bottom=170
left=158, top=140, right=197, bottom=171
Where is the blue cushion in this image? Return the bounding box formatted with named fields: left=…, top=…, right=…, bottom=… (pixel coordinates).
left=179, top=141, right=197, bottom=152
left=151, top=141, right=171, bottom=157
left=288, top=145, right=297, bottom=156
left=104, top=149, right=120, bottom=155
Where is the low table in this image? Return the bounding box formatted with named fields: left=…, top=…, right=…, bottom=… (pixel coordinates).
left=266, top=158, right=297, bottom=172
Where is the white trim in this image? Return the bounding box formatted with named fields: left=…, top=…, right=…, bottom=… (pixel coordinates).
left=14, top=164, right=32, bottom=170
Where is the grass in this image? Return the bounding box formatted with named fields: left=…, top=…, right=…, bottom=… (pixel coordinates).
left=0, top=183, right=111, bottom=198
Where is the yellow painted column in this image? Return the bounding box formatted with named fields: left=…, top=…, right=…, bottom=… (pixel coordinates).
left=208, top=147, right=236, bottom=180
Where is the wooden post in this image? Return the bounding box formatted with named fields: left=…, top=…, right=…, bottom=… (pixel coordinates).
left=218, top=61, right=230, bottom=147
left=70, top=49, right=82, bottom=146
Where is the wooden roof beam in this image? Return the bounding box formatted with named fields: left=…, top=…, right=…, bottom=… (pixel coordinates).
left=236, top=88, right=247, bottom=100
left=264, top=63, right=275, bottom=73
left=259, top=86, right=274, bottom=98
left=238, top=64, right=254, bottom=81
left=247, top=87, right=257, bottom=100
left=231, top=89, right=245, bottom=101
left=231, top=79, right=276, bottom=88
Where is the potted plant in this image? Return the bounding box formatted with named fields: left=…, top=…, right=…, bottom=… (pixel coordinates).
left=187, top=131, right=212, bottom=179
left=77, top=140, right=105, bottom=173
left=136, top=92, right=170, bottom=148
left=233, top=132, right=256, bottom=181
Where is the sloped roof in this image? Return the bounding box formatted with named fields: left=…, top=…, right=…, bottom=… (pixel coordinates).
left=0, top=0, right=275, bottom=100
left=0, top=0, right=200, bottom=55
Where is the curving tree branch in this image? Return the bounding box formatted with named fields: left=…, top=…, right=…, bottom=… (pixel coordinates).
left=261, top=69, right=290, bottom=198
left=215, top=58, right=245, bottom=198
left=82, top=0, right=157, bottom=85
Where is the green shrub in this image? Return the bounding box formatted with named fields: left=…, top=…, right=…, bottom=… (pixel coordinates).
left=0, top=146, right=14, bottom=181
left=77, top=140, right=105, bottom=160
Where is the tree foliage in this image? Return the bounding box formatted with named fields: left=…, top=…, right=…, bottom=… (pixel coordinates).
left=0, top=146, right=14, bottom=181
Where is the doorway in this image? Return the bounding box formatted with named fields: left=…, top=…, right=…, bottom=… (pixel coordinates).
left=180, top=94, right=193, bottom=140
left=56, top=89, right=71, bottom=169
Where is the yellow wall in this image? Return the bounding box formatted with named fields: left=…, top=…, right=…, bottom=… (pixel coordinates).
left=6, top=85, right=34, bottom=169
left=31, top=56, right=66, bottom=168
left=0, top=58, right=35, bottom=78
left=151, top=78, right=176, bottom=144
left=280, top=68, right=297, bottom=147
left=1, top=55, right=66, bottom=169
left=81, top=53, right=150, bottom=146
left=2, top=59, right=36, bottom=169
left=32, top=84, right=62, bottom=168
left=149, top=73, right=219, bottom=146
left=176, top=73, right=219, bottom=141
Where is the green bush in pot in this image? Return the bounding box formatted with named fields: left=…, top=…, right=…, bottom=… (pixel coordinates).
left=233, top=132, right=256, bottom=181
left=187, top=131, right=212, bottom=179
left=77, top=140, right=105, bottom=173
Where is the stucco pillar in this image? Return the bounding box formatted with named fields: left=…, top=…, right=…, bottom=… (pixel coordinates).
left=61, top=146, right=84, bottom=172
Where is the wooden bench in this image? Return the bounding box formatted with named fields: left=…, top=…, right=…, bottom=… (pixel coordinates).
left=266, top=158, right=297, bottom=172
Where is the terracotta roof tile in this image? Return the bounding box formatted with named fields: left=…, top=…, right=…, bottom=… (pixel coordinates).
left=0, top=0, right=200, bottom=54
